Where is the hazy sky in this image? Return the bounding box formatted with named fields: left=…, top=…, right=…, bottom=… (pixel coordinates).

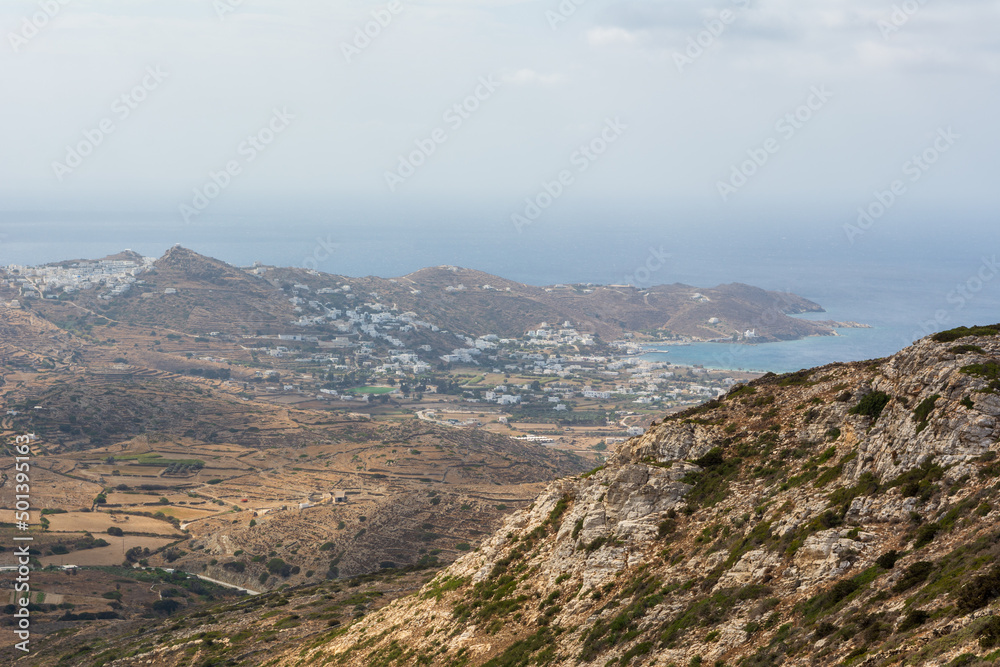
left=1, top=0, right=997, bottom=220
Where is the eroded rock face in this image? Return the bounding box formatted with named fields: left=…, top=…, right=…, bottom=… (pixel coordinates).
left=792, top=529, right=871, bottom=585
left=629, top=422, right=718, bottom=465
left=311, top=329, right=1000, bottom=667
left=852, top=339, right=998, bottom=484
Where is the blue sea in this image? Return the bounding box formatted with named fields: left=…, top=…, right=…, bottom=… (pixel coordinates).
left=1, top=206, right=997, bottom=373
left=642, top=325, right=888, bottom=375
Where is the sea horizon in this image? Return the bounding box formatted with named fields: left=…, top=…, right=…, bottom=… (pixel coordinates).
left=3, top=216, right=997, bottom=374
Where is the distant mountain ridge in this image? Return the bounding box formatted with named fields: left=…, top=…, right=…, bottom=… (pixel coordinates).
left=40, top=247, right=850, bottom=343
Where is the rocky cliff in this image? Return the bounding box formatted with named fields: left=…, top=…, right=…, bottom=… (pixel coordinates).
left=309, top=325, right=1000, bottom=666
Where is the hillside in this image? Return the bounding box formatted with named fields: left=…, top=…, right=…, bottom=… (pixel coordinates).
left=1, top=371, right=586, bottom=581
left=18, top=324, right=1000, bottom=666
left=24, top=247, right=845, bottom=342
left=295, top=324, right=1000, bottom=666
left=79, top=246, right=296, bottom=334
left=270, top=263, right=838, bottom=343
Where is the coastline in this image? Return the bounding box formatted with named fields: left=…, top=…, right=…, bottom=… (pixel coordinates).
left=639, top=324, right=882, bottom=374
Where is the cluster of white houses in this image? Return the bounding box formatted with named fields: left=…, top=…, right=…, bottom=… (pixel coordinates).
left=5, top=256, right=155, bottom=299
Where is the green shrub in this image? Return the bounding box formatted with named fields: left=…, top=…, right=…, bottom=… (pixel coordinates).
left=727, top=384, right=756, bottom=400
left=693, top=448, right=724, bottom=468
left=849, top=391, right=892, bottom=421
left=977, top=616, right=1000, bottom=648
left=963, top=363, right=1000, bottom=379
left=961, top=362, right=1000, bottom=394
left=814, top=464, right=843, bottom=488
left=913, top=395, right=940, bottom=433
left=683, top=451, right=742, bottom=508
left=931, top=325, right=1000, bottom=343
left=579, top=575, right=662, bottom=660
left=875, top=550, right=899, bottom=570
left=913, top=523, right=940, bottom=549
left=776, top=369, right=815, bottom=386
left=893, top=562, right=934, bottom=593
left=736, top=584, right=772, bottom=600
left=814, top=621, right=838, bottom=638
left=483, top=628, right=559, bottom=667
left=151, top=599, right=180, bottom=615
left=828, top=472, right=880, bottom=512
left=956, top=565, right=1000, bottom=613
left=889, top=461, right=945, bottom=502
left=658, top=519, right=676, bottom=538
left=897, top=609, right=931, bottom=633
left=801, top=568, right=878, bottom=620
left=266, top=558, right=292, bottom=577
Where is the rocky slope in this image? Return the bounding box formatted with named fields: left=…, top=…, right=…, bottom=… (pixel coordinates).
left=17, top=325, right=1000, bottom=667
left=299, top=325, right=1000, bottom=666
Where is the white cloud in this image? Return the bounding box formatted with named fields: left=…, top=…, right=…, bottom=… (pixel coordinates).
left=500, top=69, right=564, bottom=86
left=586, top=26, right=640, bottom=47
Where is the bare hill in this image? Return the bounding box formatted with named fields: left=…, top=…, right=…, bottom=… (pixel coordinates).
left=43, top=248, right=843, bottom=342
